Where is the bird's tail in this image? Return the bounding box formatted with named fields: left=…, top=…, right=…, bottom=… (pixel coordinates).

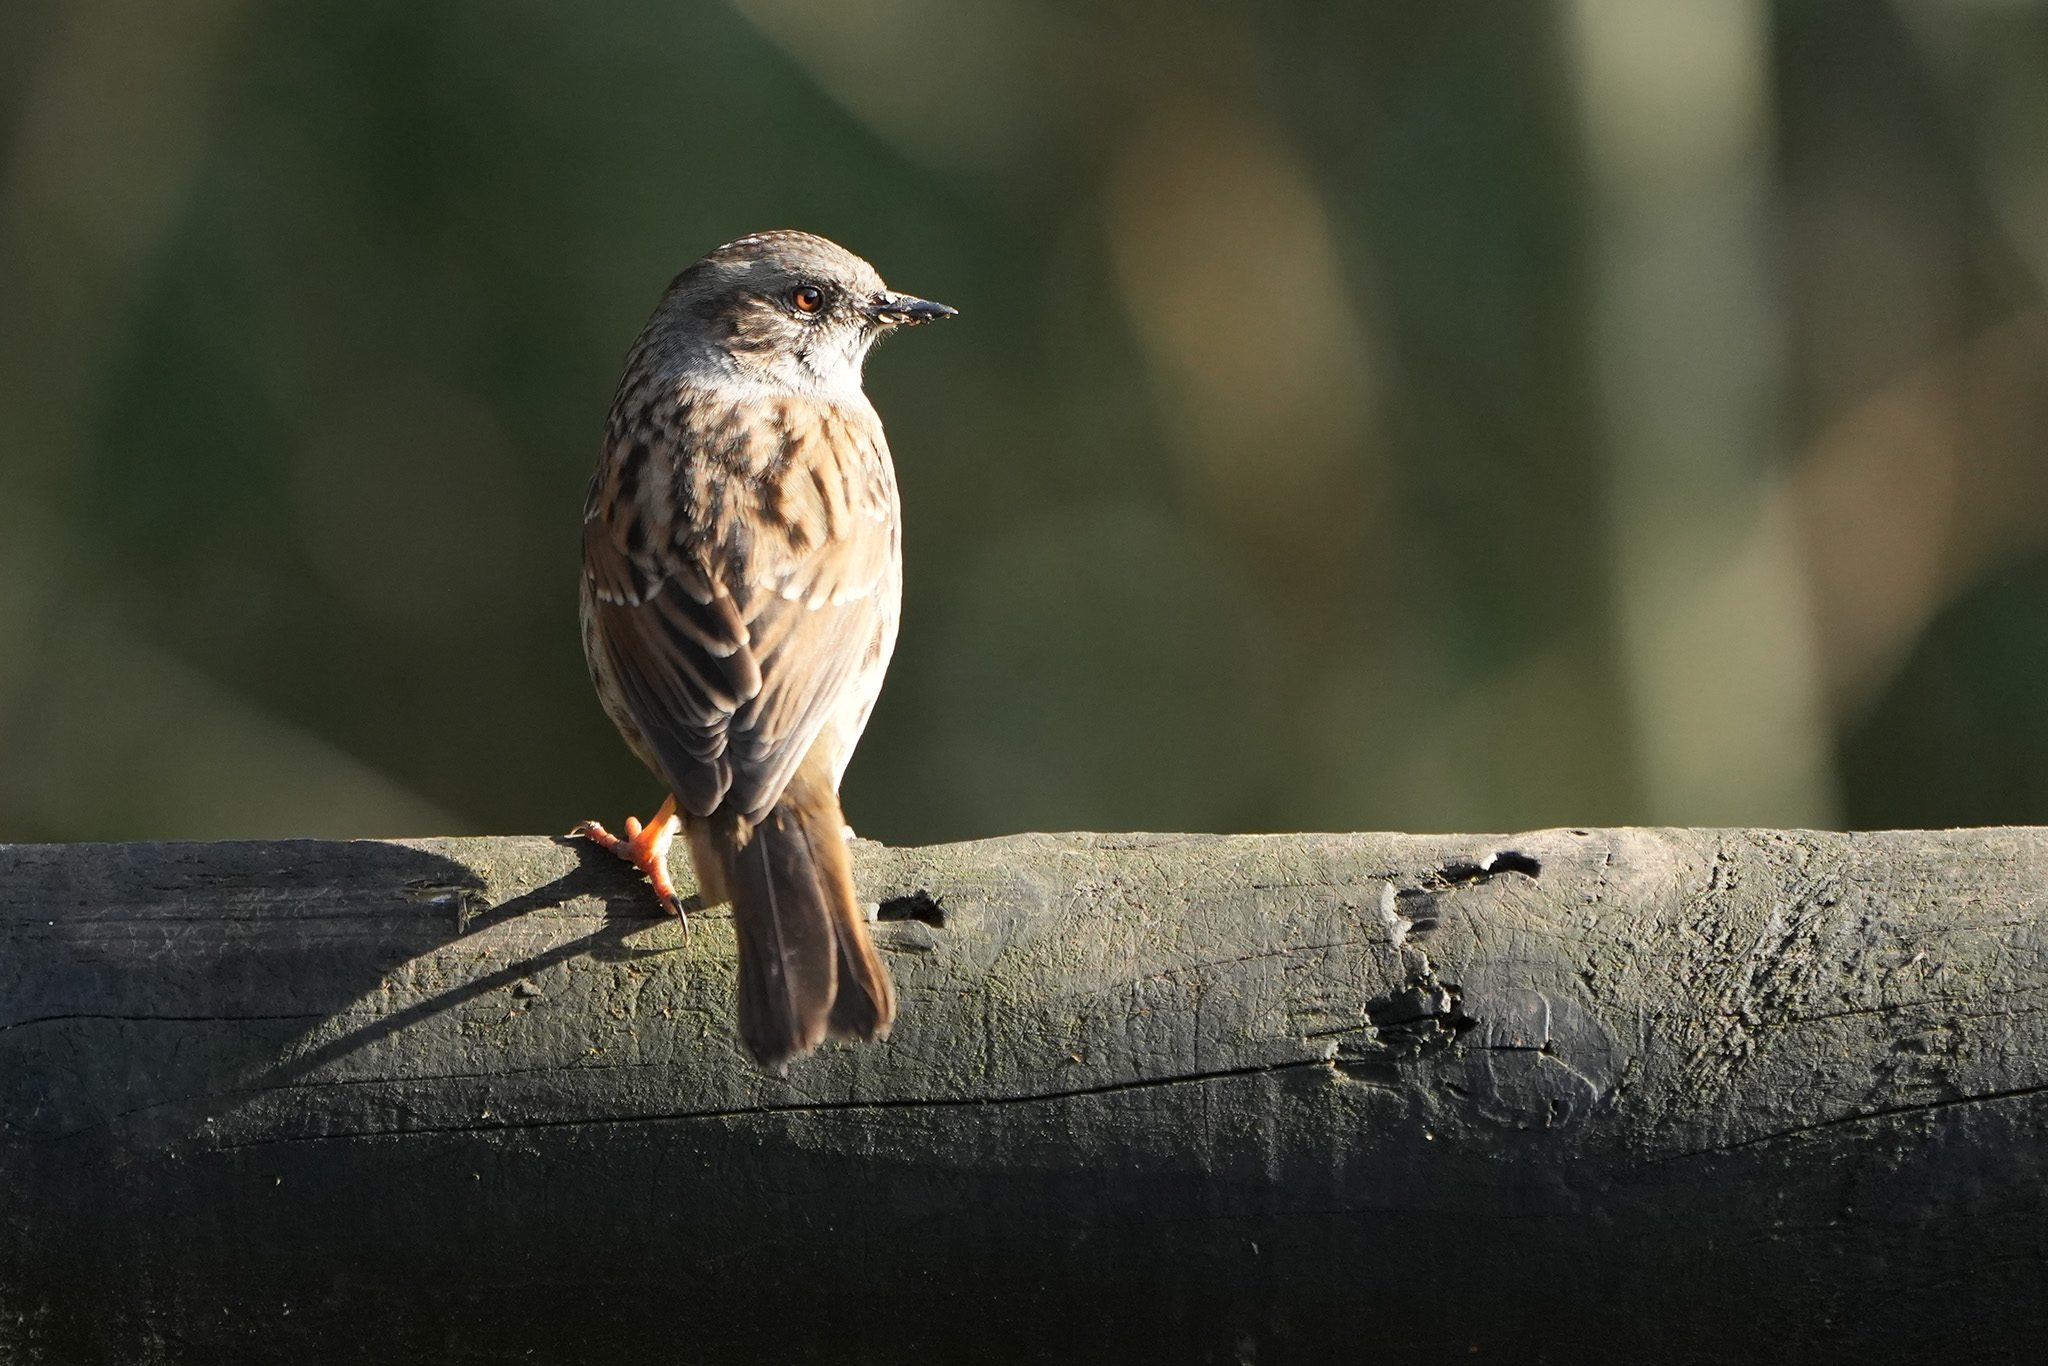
left=685, top=758, right=896, bottom=1070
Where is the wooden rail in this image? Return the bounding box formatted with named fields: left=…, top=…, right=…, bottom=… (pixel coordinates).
left=4, top=828, right=2046, bottom=1362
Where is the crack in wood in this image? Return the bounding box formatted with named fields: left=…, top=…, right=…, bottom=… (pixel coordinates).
left=203, top=1056, right=1338, bottom=1151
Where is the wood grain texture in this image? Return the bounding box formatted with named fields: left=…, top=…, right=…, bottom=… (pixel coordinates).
left=4, top=828, right=2047, bottom=1363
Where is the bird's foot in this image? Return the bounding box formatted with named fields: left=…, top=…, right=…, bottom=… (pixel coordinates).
left=569, top=795, right=687, bottom=931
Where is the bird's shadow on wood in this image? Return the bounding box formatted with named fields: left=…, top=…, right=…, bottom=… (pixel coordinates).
left=3, top=837, right=682, bottom=1145
left=254, top=840, right=706, bottom=1092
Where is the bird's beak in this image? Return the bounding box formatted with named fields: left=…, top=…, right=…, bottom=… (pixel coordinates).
left=863, top=292, right=957, bottom=326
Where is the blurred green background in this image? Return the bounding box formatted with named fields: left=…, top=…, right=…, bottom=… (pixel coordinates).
left=3, top=0, right=2047, bottom=844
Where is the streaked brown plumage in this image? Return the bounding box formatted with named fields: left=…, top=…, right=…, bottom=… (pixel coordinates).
left=574, top=231, right=954, bottom=1069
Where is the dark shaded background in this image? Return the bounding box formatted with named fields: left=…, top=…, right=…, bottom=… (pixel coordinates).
left=2, top=0, right=2045, bottom=845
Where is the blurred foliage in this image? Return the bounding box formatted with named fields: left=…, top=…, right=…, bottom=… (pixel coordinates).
left=3, top=0, right=2047, bottom=843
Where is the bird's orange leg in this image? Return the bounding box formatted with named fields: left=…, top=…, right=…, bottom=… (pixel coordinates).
left=569, top=795, right=686, bottom=922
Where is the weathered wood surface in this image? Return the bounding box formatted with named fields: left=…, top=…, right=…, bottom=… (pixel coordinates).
left=3, top=828, right=2046, bottom=1364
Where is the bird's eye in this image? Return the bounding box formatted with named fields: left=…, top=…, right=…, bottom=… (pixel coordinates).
left=790, top=285, right=824, bottom=314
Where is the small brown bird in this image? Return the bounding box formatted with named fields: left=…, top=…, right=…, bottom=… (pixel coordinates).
left=573, top=231, right=953, bottom=1069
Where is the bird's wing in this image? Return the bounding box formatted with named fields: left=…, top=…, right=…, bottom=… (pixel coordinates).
left=583, top=392, right=897, bottom=820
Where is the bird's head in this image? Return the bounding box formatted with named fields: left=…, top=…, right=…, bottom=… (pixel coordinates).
left=655, top=230, right=955, bottom=400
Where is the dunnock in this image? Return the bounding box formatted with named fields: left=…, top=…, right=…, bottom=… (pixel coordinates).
left=574, top=231, right=954, bottom=1069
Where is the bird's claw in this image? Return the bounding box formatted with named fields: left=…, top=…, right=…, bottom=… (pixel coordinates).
left=569, top=799, right=685, bottom=926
